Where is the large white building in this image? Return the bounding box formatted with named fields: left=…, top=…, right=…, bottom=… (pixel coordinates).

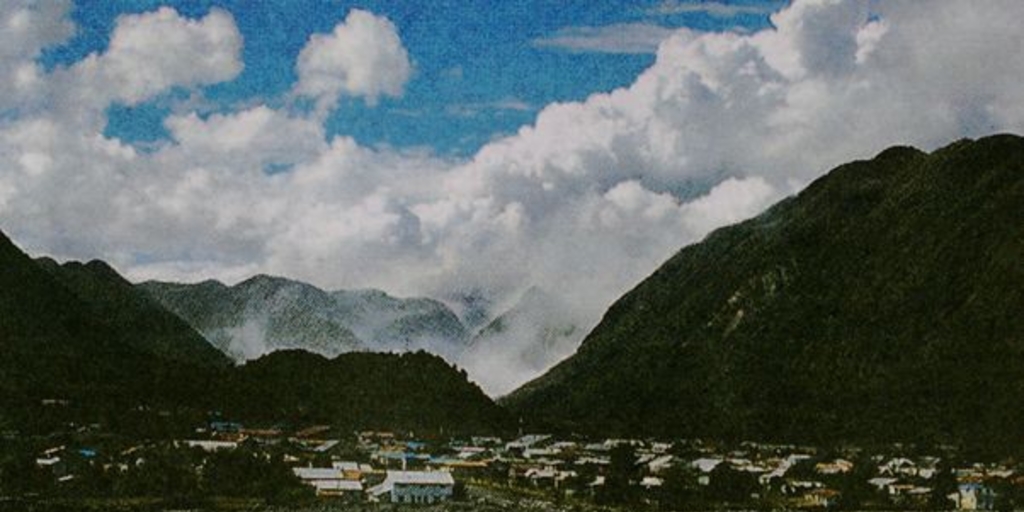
left=370, top=470, right=455, bottom=504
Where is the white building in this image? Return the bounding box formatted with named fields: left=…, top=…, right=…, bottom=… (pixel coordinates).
left=369, top=470, right=455, bottom=504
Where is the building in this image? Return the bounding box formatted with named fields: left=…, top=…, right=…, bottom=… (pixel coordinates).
left=370, top=470, right=455, bottom=504
left=292, top=467, right=364, bottom=498
left=950, top=483, right=997, bottom=511
left=180, top=440, right=238, bottom=452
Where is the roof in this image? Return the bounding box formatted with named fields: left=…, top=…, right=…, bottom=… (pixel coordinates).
left=182, top=440, right=238, bottom=452
left=332, top=461, right=360, bottom=471
left=641, top=476, right=664, bottom=488
left=293, top=467, right=342, bottom=480
left=313, top=479, right=363, bottom=492
left=691, top=457, right=724, bottom=473
left=387, top=470, right=455, bottom=486
left=313, top=440, right=340, bottom=452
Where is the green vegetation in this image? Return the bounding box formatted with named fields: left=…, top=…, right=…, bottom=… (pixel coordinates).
left=222, top=349, right=510, bottom=436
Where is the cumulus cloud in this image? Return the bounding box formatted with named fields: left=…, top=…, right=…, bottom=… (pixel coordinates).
left=294, top=9, right=411, bottom=111
left=4, top=1, right=1024, bottom=394
left=61, top=7, right=242, bottom=113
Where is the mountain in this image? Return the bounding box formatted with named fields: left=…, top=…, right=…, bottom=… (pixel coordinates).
left=222, top=350, right=509, bottom=435
left=443, top=289, right=495, bottom=333
left=34, top=257, right=230, bottom=369
left=0, top=230, right=224, bottom=427
left=329, top=288, right=467, bottom=357
left=0, top=229, right=508, bottom=436
left=139, top=275, right=468, bottom=362
left=459, top=287, right=582, bottom=396
left=505, top=134, right=1024, bottom=449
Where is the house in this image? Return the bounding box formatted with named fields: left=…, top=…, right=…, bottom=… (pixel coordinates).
left=878, top=457, right=917, bottom=477
left=369, top=470, right=455, bottom=504
left=691, top=457, right=724, bottom=473
left=648, top=455, right=675, bottom=474
left=815, top=459, right=854, bottom=475
left=887, top=483, right=932, bottom=506
left=311, top=479, right=364, bottom=497
left=331, top=461, right=374, bottom=479
left=867, top=477, right=898, bottom=492
left=524, top=467, right=558, bottom=487
left=950, top=483, right=996, bottom=511
left=312, top=440, right=340, bottom=453
left=181, top=440, right=238, bottom=452
left=800, top=488, right=840, bottom=508
left=506, top=434, right=552, bottom=452
left=292, top=467, right=364, bottom=498
left=641, top=476, right=664, bottom=489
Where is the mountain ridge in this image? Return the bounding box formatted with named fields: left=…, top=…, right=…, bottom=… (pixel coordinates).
left=138, top=273, right=470, bottom=362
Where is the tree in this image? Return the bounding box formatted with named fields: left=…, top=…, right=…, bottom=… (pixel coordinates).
left=930, top=463, right=958, bottom=510
left=201, top=448, right=311, bottom=504
left=706, top=464, right=758, bottom=505
left=836, top=456, right=882, bottom=510
left=658, top=463, right=698, bottom=510
left=596, top=444, right=639, bottom=505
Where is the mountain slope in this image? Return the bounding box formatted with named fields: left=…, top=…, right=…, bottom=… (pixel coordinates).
left=35, top=257, right=230, bottom=369
left=505, top=134, right=1024, bottom=449
left=223, top=350, right=509, bottom=435
left=139, top=276, right=468, bottom=361
left=0, top=230, right=223, bottom=424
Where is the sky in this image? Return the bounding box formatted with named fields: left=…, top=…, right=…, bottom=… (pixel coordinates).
left=44, top=0, right=784, bottom=156
left=3, top=0, right=1024, bottom=393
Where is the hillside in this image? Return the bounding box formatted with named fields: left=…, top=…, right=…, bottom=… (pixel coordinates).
left=505, top=134, right=1024, bottom=449
left=35, top=257, right=230, bottom=369
left=0, top=231, right=224, bottom=428
left=139, top=275, right=468, bottom=362
left=222, top=350, right=510, bottom=435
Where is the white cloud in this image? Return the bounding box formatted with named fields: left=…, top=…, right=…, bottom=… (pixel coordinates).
left=162, top=106, right=327, bottom=170
left=5, top=2, right=1024, bottom=394
left=533, top=23, right=680, bottom=54
left=0, top=1, right=74, bottom=112
left=294, top=9, right=411, bottom=111
left=65, top=7, right=242, bottom=108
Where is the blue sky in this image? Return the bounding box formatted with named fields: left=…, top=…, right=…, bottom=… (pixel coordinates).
left=51, top=0, right=784, bottom=155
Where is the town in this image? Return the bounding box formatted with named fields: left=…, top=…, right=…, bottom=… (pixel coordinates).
left=4, top=410, right=1024, bottom=511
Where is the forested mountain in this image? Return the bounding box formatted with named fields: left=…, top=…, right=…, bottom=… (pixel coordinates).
left=506, top=135, right=1024, bottom=449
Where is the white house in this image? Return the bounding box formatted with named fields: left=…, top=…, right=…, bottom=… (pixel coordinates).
left=369, top=470, right=455, bottom=504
